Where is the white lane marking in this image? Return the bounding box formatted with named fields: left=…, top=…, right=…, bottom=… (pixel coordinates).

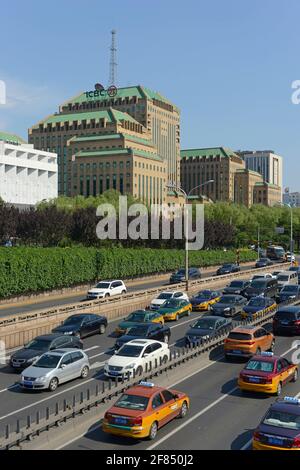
left=89, top=349, right=113, bottom=360
left=84, top=346, right=100, bottom=353
left=0, top=384, right=18, bottom=394
left=169, top=313, right=203, bottom=330
left=55, top=354, right=225, bottom=450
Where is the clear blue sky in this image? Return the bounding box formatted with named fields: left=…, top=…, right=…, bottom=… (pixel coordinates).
left=1, top=0, right=299, bottom=189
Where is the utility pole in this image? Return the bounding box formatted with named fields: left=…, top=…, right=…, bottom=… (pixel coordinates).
left=257, top=225, right=260, bottom=261
left=109, top=30, right=117, bottom=87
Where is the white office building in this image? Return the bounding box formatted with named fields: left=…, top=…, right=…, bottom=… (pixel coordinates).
left=283, top=190, right=300, bottom=207
left=0, top=131, right=58, bottom=208
left=236, top=150, right=283, bottom=192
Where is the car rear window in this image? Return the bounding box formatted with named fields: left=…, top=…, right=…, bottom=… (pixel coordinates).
left=245, top=360, right=274, bottom=372
left=115, top=394, right=149, bottom=411
left=275, top=311, right=298, bottom=321
left=228, top=332, right=252, bottom=341
left=277, top=275, right=289, bottom=282
left=263, top=410, right=300, bottom=430
left=229, top=281, right=244, bottom=287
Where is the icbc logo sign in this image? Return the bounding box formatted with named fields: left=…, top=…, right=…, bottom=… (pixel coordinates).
left=85, top=84, right=117, bottom=99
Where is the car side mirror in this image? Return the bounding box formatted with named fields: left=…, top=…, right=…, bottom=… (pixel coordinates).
left=143, top=353, right=149, bottom=358
left=60, top=364, right=66, bottom=369
left=174, top=394, right=180, bottom=400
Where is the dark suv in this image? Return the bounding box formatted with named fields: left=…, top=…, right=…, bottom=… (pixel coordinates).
left=273, top=306, right=300, bottom=335
left=169, top=267, right=201, bottom=284
left=244, top=278, right=278, bottom=299
left=216, top=264, right=240, bottom=276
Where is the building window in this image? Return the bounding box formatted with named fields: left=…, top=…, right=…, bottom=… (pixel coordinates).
left=120, top=174, right=124, bottom=194
left=113, top=174, right=117, bottom=190
left=93, top=175, right=97, bottom=196
left=126, top=161, right=130, bottom=168
left=106, top=162, right=110, bottom=169
left=113, top=161, right=117, bottom=168
left=99, top=175, right=103, bottom=194
left=86, top=176, right=90, bottom=197
left=80, top=176, right=84, bottom=195
left=106, top=175, right=110, bottom=190
left=99, top=162, right=104, bottom=169
left=120, top=161, right=124, bottom=169
left=92, top=163, right=97, bottom=171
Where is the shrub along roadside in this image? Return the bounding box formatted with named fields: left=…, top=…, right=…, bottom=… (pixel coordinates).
left=0, top=247, right=257, bottom=299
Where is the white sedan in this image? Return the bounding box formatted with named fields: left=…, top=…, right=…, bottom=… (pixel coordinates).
left=87, top=280, right=127, bottom=300
left=150, top=291, right=189, bottom=310
left=104, top=339, right=170, bottom=378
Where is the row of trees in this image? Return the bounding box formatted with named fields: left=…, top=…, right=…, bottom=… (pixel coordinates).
left=0, top=191, right=298, bottom=249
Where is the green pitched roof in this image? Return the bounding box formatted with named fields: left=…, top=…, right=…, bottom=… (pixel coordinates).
left=132, top=149, right=163, bottom=162
left=254, top=182, right=281, bottom=189
left=180, top=147, right=240, bottom=159
left=0, top=131, right=26, bottom=145
left=32, top=108, right=141, bottom=127
left=75, top=147, right=162, bottom=162
left=70, top=132, right=153, bottom=147
left=236, top=169, right=262, bottom=177
left=61, top=85, right=179, bottom=112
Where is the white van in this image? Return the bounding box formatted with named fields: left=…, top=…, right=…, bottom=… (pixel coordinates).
left=276, top=271, right=298, bottom=288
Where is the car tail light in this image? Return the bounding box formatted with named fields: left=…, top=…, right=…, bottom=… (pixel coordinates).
left=253, top=431, right=261, bottom=441
left=294, top=320, right=300, bottom=326
left=292, top=436, right=300, bottom=448
left=262, top=377, right=273, bottom=384
left=132, top=416, right=143, bottom=426
left=243, top=341, right=255, bottom=346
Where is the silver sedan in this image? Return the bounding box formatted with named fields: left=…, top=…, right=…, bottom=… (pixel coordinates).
left=20, top=348, right=90, bottom=391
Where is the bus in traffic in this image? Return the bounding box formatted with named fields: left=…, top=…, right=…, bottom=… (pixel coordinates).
left=266, top=245, right=286, bottom=262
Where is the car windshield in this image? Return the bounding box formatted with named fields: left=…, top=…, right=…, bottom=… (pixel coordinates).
left=126, top=311, right=146, bottom=322
left=278, top=275, right=289, bottom=282
left=33, top=354, right=60, bottom=369
left=126, top=326, right=149, bottom=336
left=248, top=298, right=266, bottom=307
left=162, top=299, right=181, bottom=308
left=229, top=281, right=244, bottom=287
left=219, top=296, right=236, bottom=304
left=157, top=293, right=173, bottom=300
left=63, top=316, right=84, bottom=325
left=96, top=282, right=110, bottom=289
left=24, top=339, right=51, bottom=351
left=192, top=319, right=217, bottom=330
left=222, top=264, right=232, bottom=269
left=176, top=269, right=185, bottom=275
left=195, top=291, right=212, bottom=299
left=228, top=332, right=252, bottom=341
left=245, top=360, right=274, bottom=372
left=259, top=259, right=268, bottom=263
left=116, top=345, right=143, bottom=357
left=250, top=280, right=267, bottom=288
left=282, top=286, right=298, bottom=292
left=263, top=410, right=300, bottom=430
left=115, top=394, right=149, bottom=411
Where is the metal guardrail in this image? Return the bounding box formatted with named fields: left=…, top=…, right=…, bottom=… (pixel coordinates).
left=0, top=262, right=290, bottom=328
left=0, top=294, right=298, bottom=450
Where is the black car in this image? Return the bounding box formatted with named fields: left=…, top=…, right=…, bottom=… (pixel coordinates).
left=185, top=316, right=232, bottom=346
left=277, top=285, right=300, bottom=303
left=52, top=313, right=108, bottom=339
left=244, top=278, right=278, bottom=299
left=223, top=279, right=251, bottom=296
left=211, top=295, right=247, bottom=317
left=169, top=267, right=201, bottom=284
left=273, top=306, right=300, bottom=335
left=255, top=257, right=273, bottom=268
left=114, top=323, right=171, bottom=350
left=242, top=296, right=275, bottom=318
left=288, top=266, right=300, bottom=282
left=216, top=264, right=240, bottom=276
left=10, top=334, right=83, bottom=370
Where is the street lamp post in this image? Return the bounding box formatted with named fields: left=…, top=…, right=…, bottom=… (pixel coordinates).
left=167, top=179, right=214, bottom=291
left=257, top=225, right=260, bottom=262
left=277, top=202, right=295, bottom=266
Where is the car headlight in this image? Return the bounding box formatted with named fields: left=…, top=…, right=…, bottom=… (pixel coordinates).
left=27, top=356, right=39, bottom=363
left=37, top=376, right=48, bottom=383
left=64, top=331, right=73, bottom=335
left=125, top=363, right=136, bottom=369
left=224, top=307, right=230, bottom=311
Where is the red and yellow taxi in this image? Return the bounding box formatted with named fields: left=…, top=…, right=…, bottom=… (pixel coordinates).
left=224, top=325, right=275, bottom=359
left=190, top=290, right=221, bottom=311
left=253, top=396, right=300, bottom=450
left=102, top=381, right=190, bottom=440
left=238, top=352, right=298, bottom=396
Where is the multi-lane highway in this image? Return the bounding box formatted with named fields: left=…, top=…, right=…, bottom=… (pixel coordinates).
left=0, top=263, right=254, bottom=318
left=0, top=260, right=297, bottom=450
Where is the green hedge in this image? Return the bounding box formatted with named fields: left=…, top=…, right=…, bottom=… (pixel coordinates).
left=0, top=247, right=257, bottom=298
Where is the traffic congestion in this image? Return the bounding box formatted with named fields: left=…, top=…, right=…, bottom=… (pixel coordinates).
left=1, top=257, right=300, bottom=450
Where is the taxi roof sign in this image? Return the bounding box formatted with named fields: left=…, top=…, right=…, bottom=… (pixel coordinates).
left=139, top=381, right=155, bottom=388
left=260, top=351, right=274, bottom=357
left=283, top=396, right=300, bottom=405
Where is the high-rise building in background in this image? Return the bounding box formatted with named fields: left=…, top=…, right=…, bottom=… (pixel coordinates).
left=29, top=85, right=180, bottom=199
left=236, top=150, right=283, bottom=195
left=283, top=189, right=300, bottom=207
left=0, top=131, right=57, bottom=208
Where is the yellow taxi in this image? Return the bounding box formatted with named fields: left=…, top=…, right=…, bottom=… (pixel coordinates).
left=157, top=299, right=192, bottom=321
left=253, top=396, right=300, bottom=450
left=238, top=352, right=298, bottom=396
left=102, top=381, right=190, bottom=440
left=241, top=296, right=277, bottom=320
left=115, top=310, right=164, bottom=336
left=190, top=290, right=221, bottom=311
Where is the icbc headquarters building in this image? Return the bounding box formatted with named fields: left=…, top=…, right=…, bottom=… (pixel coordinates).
left=29, top=85, right=180, bottom=205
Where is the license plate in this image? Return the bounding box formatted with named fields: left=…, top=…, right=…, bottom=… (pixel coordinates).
left=109, top=371, right=119, bottom=376
left=268, top=436, right=283, bottom=446
left=23, top=381, right=33, bottom=386
left=231, top=350, right=242, bottom=354
left=249, top=377, right=260, bottom=383
left=115, top=417, right=127, bottom=425
left=281, top=321, right=289, bottom=325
